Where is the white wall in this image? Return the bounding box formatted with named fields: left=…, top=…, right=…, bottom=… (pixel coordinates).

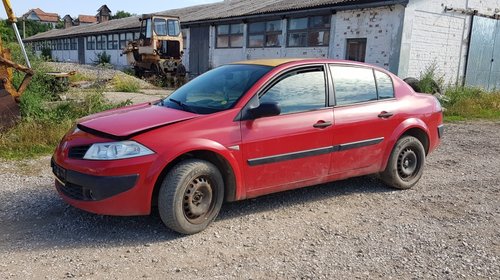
left=208, top=5, right=404, bottom=72
left=51, top=50, right=78, bottom=63
left=399, top=0, right=500, bottom=84
left=330, top=6, right=405, bottom=72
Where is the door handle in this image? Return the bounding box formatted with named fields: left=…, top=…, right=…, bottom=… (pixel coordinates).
left=378, top=111, right=394, bottom=118
left=313, top=121, right=332, bottom=128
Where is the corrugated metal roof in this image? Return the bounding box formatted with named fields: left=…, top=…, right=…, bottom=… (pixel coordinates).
left=25, top=0, right=395, bottom=41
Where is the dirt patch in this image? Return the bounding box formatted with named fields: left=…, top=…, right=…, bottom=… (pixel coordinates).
left=46, top=62, right=157, bottom=90
left=103, top=89, right=173, bottom=105
left=0, top=122, right=499, bottom=279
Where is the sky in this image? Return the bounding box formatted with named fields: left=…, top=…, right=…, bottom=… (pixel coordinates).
left=1, top=0, right=222, bottom=19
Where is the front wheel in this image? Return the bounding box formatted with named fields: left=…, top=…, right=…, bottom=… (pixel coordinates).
left=380, top=136, right=426, bottom=189
left=158, top=159, right=224, bottom=234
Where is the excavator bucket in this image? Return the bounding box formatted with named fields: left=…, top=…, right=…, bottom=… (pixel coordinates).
left=0, top=38, right=33, bottom=130
left=0, top=84, right=20, bottom=129
left=0, top=43, right=19, bottom=129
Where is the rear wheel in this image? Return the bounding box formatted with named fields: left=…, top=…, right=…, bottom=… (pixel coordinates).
left=158, top=159, right=224, bottom=234
left=380, top=136, right=425, bottom=189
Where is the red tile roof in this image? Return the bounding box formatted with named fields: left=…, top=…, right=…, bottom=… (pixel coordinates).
left=25, top=8, right=59, bottom=22
left=78, top=15, right=97, bottom=23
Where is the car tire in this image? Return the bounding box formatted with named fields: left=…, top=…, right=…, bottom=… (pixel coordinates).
left=380, top=136, right=426, bottom=190
left=158, top=159, right=224, bottom=234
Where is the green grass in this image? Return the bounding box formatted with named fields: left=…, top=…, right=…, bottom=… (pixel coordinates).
left=443, top=87, right=500, bottom=121
left=112, top=74, right=140, bottom=92
left=0, top=43, right=131, bottom=160
left=68, top=72, right=93, bottom=83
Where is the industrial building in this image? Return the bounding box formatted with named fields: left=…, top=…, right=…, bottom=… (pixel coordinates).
left=24, top=0, right=500, bottom=89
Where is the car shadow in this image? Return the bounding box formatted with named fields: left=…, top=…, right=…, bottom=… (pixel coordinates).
left=0, top=176, right=394, bottom=252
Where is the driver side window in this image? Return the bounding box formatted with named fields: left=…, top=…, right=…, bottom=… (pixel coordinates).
left=260, top=67, right=326, bottom=114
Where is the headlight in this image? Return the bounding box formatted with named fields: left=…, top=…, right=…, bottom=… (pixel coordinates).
left=83, top=141, right=154, bottom=160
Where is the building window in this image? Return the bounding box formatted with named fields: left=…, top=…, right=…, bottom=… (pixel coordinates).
left=70, top=38, right=77, bottom=50
left=134, top=32, right=141, bottom=40
left=216, top=23, right=243, bottom=48
left=346, top=38, right=367, bottom=62
left=96, top=35, right=107, bottom=50
left=288, top=15, right=330, bottom=47
left=56, top=39, right=63, bottom=50
left=182, top=31, right=187, bottom=49
left=107, top=34, right=119, bottom=50
left=63, top=38, right=70, bottom=50
left=86, top=36, right=96, bottom=50
left=248, top=20, right=282, bottom=48
left=120, top=33, right=134, bottom=49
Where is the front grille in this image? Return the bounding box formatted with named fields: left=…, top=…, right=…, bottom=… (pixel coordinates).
left=57, top=180, right=93, bottom=201
left=68, top=145, right=90, bottom=159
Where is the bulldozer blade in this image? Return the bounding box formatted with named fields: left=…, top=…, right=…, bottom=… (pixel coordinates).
left=0, top=88, right=20, bottom=130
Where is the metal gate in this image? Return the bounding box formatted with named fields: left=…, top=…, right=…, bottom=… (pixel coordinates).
left=188, top=26, right=210, bottom=77
left=465, top=16, right=500, bottom=90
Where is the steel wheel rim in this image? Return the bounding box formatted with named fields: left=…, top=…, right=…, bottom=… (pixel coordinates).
left=397, top=148, right=419, bottom=181
left=183, top=176, right=215, bottom=224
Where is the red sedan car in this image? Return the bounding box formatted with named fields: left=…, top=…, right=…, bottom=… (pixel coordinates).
left=52, top=59, right=443, bottom=234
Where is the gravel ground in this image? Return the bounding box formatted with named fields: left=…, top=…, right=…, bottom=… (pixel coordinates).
left=0, top=122, right=499, bottom=279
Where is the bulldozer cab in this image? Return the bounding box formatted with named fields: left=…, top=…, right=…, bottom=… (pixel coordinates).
left=139, top=15, right=182, bottom=59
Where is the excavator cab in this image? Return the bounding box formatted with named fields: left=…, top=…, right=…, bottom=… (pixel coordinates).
left=123, top=15, right=183, bottom=76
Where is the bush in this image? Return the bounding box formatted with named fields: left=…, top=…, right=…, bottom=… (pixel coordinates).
left=443, top=87, right=500, bottom=121
left=94, top=51, right=111, bottom=65
left=41, top=47, right=52, bottom=61
left=0, top=43, right=131, bottom=159
left=112, top=75, right=140, bottom=92
left=417, top=63, right=444, bottom=94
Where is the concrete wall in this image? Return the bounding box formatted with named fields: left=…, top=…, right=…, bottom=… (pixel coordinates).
left=330, top=6, right=405, bottom=73
left=208, top=5, right=404, bottom=71
left=399, top=0, right=500, bottom=84
left=51, top=50, right=78, bottom=62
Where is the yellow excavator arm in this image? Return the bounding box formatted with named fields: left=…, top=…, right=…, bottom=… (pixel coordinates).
left=2, top=0, right=16, bottom=22
left=1, top=0, right=34, bottom=128
left=1, top=0, right=34, bottom=99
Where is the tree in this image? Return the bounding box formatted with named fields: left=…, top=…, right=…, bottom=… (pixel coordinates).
left=0, top=20, right=15, bottom=42
left=55, top=20, right=64, bottom=29
left=22, top=19, right=52, bottom=38
left=112, top=10, right=134, bottom=19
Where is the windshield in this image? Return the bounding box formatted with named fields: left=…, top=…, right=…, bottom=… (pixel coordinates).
left=162, top=64, right=272, bottom=114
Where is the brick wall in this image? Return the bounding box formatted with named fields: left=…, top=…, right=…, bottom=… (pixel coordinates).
left=399, top=0, right=500, bottom=85
left=330, top=6, right=405, bottom=72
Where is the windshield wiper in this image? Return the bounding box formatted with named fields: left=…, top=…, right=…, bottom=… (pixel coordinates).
left=169, top=98, right=195, bottom=113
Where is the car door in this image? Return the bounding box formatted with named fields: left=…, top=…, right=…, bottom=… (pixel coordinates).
left=329, top=65, right=401, bottom=174
left=239, top=65, right=334, bottom=196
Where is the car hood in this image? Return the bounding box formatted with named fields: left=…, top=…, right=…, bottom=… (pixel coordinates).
left=77, top=103, right=199, bottom=139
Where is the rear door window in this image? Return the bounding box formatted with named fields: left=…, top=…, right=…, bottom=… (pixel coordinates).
left=330, top=65, right=377, bottom=105
left=375, top=70, right=395, bottom=99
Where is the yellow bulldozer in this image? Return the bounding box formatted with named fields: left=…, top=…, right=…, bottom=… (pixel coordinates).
left=122, top=14, right=183, bottom=77
left=0, top=0, right=34, bottom=129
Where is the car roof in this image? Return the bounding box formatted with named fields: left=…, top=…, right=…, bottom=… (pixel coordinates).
left=232, top=58, right=308, bottom=67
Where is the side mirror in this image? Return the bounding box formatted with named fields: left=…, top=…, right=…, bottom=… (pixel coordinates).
left=249, top=102, right=281, bottom=119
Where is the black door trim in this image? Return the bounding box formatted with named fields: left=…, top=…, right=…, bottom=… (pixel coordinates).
left=247, top=137, right=384, bottom=166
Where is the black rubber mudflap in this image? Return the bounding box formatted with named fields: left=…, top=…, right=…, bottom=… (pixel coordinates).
left=0, top=88, right=20, bottom=130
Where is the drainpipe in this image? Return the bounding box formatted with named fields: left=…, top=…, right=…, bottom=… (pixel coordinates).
left=462, top=9, right=477, bottom=87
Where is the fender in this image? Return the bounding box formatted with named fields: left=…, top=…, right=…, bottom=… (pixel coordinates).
left=145, top=138, right=245, bottom=205
left=380, top=118, right=430, bottom=171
